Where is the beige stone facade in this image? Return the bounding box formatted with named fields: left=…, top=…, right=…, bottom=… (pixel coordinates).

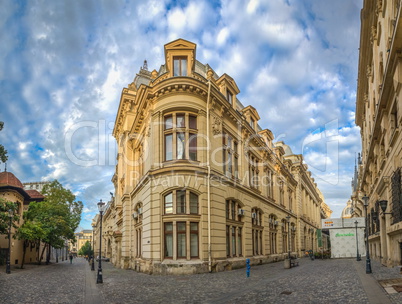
left=69, top=229, right=93, bottom=256
left=95, top=39, right=332, bottom=274
left=354, top=1, right=402, bottom=266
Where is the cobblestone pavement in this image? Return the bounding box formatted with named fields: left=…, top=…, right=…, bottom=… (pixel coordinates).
left=0, top=257, right=85, bottom=304
left=1, top=257, right=402, bottom=304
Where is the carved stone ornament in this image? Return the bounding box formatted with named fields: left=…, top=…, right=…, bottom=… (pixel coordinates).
left=364, top=93, right=369, bottom=103
left=371, top=26, right=377, bottom=41
left=212, top=115, right=222, bottom=135
left=366, top=65, right=372, bottom=78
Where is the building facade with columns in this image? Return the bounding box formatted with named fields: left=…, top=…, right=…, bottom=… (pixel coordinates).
left=354, top=0, right=402, bottom=266
left=96, top=39, right=331, bottom=274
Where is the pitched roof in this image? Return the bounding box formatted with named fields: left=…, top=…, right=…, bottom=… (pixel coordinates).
left=25, top=189, right=45, bottom=199
left=0, top=171, right=24, bottom=188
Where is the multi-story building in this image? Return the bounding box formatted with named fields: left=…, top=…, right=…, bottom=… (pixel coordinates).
left=23, top=181, right=50, bottom=193
left=69, top=229, right=93, bottom=256
left=95, top=39, right=331, bottom=274
left=355, top=1, right=402, bottom=266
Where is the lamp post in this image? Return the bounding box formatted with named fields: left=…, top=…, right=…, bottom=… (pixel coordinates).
left=286, top=215, right=291, bottom=261
left=6, top=209, right=12, bottom=274
left=362, top=195, right=372, bottom=273
left=96, top=199, right=106, bottom=284
left=91, top=224, right=95, bottom=271
left=355, top=220, right=361, bottom=261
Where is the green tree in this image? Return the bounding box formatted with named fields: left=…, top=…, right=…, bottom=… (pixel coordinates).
left=78, top=240, right=93, bottom=257
left=0, top=198, right=19, bottom=234
left=0, top=121, right=8, bottom=164
left=17, top=180, right=83, bottom=265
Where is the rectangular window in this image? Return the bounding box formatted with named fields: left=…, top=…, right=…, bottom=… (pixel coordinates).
left=176, top=114, right=185, bottom=128
left=164, top=223, right=173, bottom=258
left=226, top=225, right=230, bottom=257
left=226, top=200, right=230, bottom=219
left=177, top=222, right=186, bottom=258
left=231, top=201, right=235, bottom=220
left=164, top=193, right=173, bottom=214
left=189, top=134, right=197, bottom=161
left=176, top=190, right=186, bottom=214
left=164, top=115, right=173, bottom=130
left=190, top=222, right=198, bottom=257
left=177, top=133, right=185, bottom=159
left=234, top=142, right=238, bottom=178
left=189, top=115, right=197, bottom=129
left=173, top=57, right=187, bottom=76
left=232, top=227, right=236, bottom=256
left=227, top=91, right=233, bottom=104
left=165, top=134, right=173, bottom=161
left=238, top=227, right=242, bottom=256
left=190, top=192, right=198, bottom=214
left=227, top=152, right=232, bottom=177
left=250, top=117, right=255, bottom=129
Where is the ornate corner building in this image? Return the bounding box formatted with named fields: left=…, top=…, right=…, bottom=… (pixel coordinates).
left=355, top=0, right=402, bottom=266
left=100, top=39, right=332, bottom=274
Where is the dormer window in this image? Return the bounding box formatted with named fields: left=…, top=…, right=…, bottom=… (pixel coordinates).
left=227, top=91, right=233, bottom=104
left=250, top=117, right=255, bottom=129
left=173, top=56, right=187, bottom=76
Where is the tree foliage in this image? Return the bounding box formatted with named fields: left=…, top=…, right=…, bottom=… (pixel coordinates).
left=0, top=121, right=8, bottom=164
left=16, top=180, right=83, bottom=265
left=78, top=240, right=93, bottom=257
left=0, top=198, right=20, bottom=235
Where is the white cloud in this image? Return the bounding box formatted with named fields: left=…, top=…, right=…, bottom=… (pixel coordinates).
left=0, top=0, right=363, bottom=224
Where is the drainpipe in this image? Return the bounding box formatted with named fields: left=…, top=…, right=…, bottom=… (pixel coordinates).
left=206, top=78, right=212, bottom=272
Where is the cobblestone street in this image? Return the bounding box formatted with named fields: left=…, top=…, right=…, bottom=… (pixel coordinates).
left=1, top=257, right=402, bottom=304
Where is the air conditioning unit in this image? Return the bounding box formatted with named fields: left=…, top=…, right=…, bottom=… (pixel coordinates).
left=238, top=209, right=245, bottom=216
left=274, top=220, right=279, bottom=226
left=132, top=212, right=138, bottom=219
left=138, top=208, right=142, bottom=215
left=251, top=212, right=257, bottom=219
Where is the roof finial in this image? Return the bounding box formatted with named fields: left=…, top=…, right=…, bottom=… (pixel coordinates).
left=4, top=162, right=6, bottom=172
left=143, top=60, right=148, bottom=71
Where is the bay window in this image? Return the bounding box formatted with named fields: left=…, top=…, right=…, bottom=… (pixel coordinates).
left=163, top=112, right=198, bottom=162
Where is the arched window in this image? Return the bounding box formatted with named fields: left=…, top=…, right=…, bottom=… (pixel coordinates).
left=162, top=189, right=200, bottom=260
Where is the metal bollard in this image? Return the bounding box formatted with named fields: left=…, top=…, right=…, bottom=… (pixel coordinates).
left=246, top=258, right=250, bottom=277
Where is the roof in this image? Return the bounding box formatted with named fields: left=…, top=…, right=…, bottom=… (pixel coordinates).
left=0, top=171, right=24, bottom=188
left=25, top=189, right=45, bottom=199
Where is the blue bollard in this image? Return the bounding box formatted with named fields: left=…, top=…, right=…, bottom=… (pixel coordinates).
left=246, top=258, right=250, bottom=277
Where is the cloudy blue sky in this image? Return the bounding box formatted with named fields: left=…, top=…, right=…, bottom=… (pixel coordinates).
left=0, top=0, right=362, bottom=229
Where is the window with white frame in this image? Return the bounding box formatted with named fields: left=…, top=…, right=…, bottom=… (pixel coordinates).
left=164, top=113, right=198, bottom=162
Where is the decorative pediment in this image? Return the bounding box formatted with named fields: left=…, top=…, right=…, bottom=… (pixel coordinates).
left=216, top=73, right=240, bottom=95
left=164, top=38, right=196, bottom=50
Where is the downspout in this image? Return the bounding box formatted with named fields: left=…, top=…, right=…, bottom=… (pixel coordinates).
left=206, top=78, right=212, bottom=272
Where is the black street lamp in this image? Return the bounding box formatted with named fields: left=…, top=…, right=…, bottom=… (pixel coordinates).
left=286, top=215, right=291, bottom=262
left=6, top=209, right=12, bottom=274
left=91, top=224, right=95, bottom=271
left=362, top=195, right=372, bottom=273
left=96, top=199, right=106, bottom=284
left=355, top=220, right=361, bottom=261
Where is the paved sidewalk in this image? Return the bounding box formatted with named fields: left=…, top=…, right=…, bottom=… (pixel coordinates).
left=97, top=258, right=401, bottom=304
left=0, top=257, right=401, bottom=303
